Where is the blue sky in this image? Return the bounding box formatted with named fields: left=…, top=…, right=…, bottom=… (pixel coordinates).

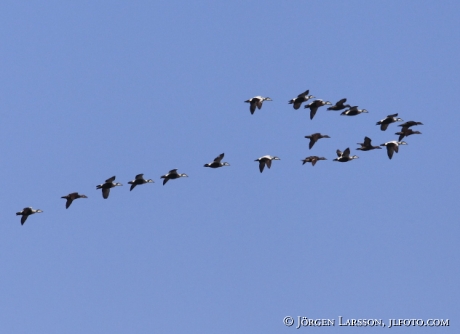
left=1, top=1, right=459, bottom=333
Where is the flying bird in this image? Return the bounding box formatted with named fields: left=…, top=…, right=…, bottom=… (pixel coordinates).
left=301, top=156, right=327, bottom=166
left=161, top=169, right=188, bottom=185
left=376, top=113, right=403, bottom=131
left=16, top=207, right=43, bottom=225
left=244, top=96, right=272, bottom=114
left=288, top=90, right=315, bottom=109
left=304, top=133, right=330, bottom=149
left=340, top=106, right=368, bottom=116
left=395, top=128, right=422, bottom=141
left=356, top=137, right=382, bottom=151
left=398, top=121, right=423, bottom=128
left=305, top=99, right=332, bottom=119
left=204, top=153, right=230, bottom=168
left=61, top=192, right=88, bottom=209
left=327, top=98, right=351, bottom=111
left=380, top=141, right=408, bottom=159
left=254, top=155, right=280, bottom=173
left=96, top=176, right=123, bottom=199
left=128, top=174, right=154, bottom=191
left=333, top=148, right=359, bottom=162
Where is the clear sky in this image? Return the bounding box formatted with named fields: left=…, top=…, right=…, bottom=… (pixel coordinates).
left=1, top=1, right=459, bottom=333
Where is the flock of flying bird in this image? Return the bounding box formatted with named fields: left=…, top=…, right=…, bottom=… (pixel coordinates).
left=245, top=89, right=423, bottom=165
left=16, top=89, right=423, bottom=225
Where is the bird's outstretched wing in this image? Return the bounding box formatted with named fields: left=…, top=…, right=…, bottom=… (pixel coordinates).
left=102, top=188, right=110, bottom=199
left=258, top=161, right=265, bottom=173
left=65, top=199, right=73, bottom=209
left=214, top=153, right=224, bottom=163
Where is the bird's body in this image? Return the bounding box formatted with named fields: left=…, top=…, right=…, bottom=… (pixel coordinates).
left=305, top=99, right=332, bottom=119
left=245, top=96, right=272, bottom=114
left=381, top=141, right=407, bottom=159
left=301, top=156, right=327, bottom=166
left=341, top=106, right=368, bottom=116
left=128, top=174, right=154, bottom=191
left=16, top=207, right=43, bottom=225
left=304, top=133, right=330, bottom=149
left=333, top=148, right=359, bottom=162
left=356, top=137, right=382, bottom=151
left=376, top=113, right=403, bottom=131
left=327, top=98, right=351, bottom=111
left=161, top=169, right=188, bottom=185
left=395, top=128, right=422, bottom=141
left=288, top=90, right=315, bottom=110
left=61, top=192, right=88, bottom=209
left=204, top=153, right=230, bottom=168
left=254, top=155, right=280, bottom=173
left=96, top=176, right=123, bottom=199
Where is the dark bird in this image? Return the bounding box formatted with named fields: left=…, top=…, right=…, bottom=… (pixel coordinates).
left=305, top=99, right=332, bottom=119
left=380, top=141, right=408, bottom=159
left=128, top=174, right=154, bottom=191
left=161, top=169, right=188, bottom=185
left=340, top=106, right=368, bottom=116
left=16, top=207, right=43, bottom=225
left=304, top=133, right=331, bottom=149
left=254, top=155, right=280, bottom=173
left=395, top=128, right=422, bottom=141
left=245, top=96, right=272, bottom=114
left=204, top=153, right=230, bottom=168
left=96, top=176, right=123, bottom=199
left=61, top=192, right=88, bottom=209
left=398, top=121, right=424, bottom=128
left=376, top=113, right=403, bottom=131
left=356, top=137, right=382, bottom=151
left=327, top=98, right=351, bottom=111
left=333, top=148, right=359, bottom=162
left=301, top=156, right=327, bottom=166
left=288, top=90, right=315, bottom=109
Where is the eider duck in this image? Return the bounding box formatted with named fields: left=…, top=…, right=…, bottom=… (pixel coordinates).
left=304, top=133, right=330, bottom=149
left=301, top=156, right=327, bottom=166
left=254, top=155, right=280, bottom=173
left=288, top=90, right=315, bottom=110
left=327, top=98, right=351, bottom=111
left=380, top=141, right=408, bottom=159
left=356, top=137, right=382, bottom=151
left=245, top=96, right=272, bottom=114
left=128, top=174, right=154, bottom=191
left=395, top=128, right=422, bottom=141
left=340, top=106, right=368, bottom=116
left=204, top=153, right=230, bottom=168
left=376, top=113, right=403, bottom=131
left=398, top=121, right=423, bottom=128
left=96, top=176, right=123, bottom=199
left=305, top=99, right=332, bottom=120
left=161, top=169, right=188, bottom=185
left=333, top=148, right=359, bottom=162
left=61, top=192, right=88, bottom=209
left=16, top=207, right=43, bottom=225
